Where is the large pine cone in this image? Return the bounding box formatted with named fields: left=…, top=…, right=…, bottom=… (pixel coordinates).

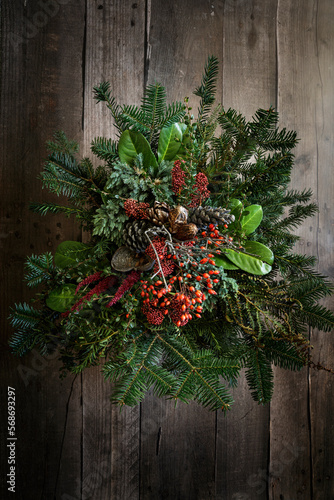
left=123, top=220, right=166, bottom=253
left=146, top=201, right=170, bottom=226
left=188, top=206, right=235, bottom=229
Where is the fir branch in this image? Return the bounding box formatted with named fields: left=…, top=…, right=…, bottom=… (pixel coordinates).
left=194, top=55, right=219, bottom=124
left=9, top=303, right=42, bottom=330
left=29, top=202, right=91, bottom=221
left=245, top=348, right=274, bottom=404
left=93, top=82, right=124, bottom=133
left=25, top=253, right=54, bottom=287
left=9, top=329, right=39, bottom=356
left=91, top=137, right=119, bottom=165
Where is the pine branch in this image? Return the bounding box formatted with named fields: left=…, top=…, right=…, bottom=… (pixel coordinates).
left=141, top=83, right=167, bottom=143
left=9, top=329, right=39, bottom=356
left=25, top=253, right=54, bottom=287
left=245, top=348, right=274, bottom=404
left=262, top=338, right=306, bottom=370
left=91, top=137, right=119, bottom=165
left=30, top=202, right=90, bottom=219
left=9, top=303, right=42, bottom=330
left=93, top=82, right=124, bottom=132
left=194, top=55, right=219, bottom=124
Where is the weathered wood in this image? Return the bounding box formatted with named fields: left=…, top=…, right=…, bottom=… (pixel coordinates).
left=0, top=1, right=85, bottom=498
left=215, top=2, right=277, bottom=498
left=146, top=0, right=224, bottom=106
left=308, top=3, right=334, bottom=497
left=222, top=0, right=278, bottom=117
left=81, top=2, right=146, bottom=498
left=270, top=0, right=334, bottom=498
left=141, top=395, right=216, bottom=500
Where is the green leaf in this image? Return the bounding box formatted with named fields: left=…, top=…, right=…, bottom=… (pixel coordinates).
left=228, top=198, right=243, bottom=216
left=118, top=130, right=158, bottom=169
left=243, top=241, right=274, bottom=265
left=176, top=127, right=191, bottom=158
left=55, top=241, right=91, bottom=269
left=214, top=255, right=239, bottom=270
left=240, top=205, right=263, bottom=235
left=157, top=123, right=185, bottom=162
left=224, top=249, right=272, bottom=275
left=46, top=284, right=77, bottom=312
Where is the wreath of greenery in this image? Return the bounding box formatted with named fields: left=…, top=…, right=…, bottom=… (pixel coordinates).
left=9, top=57, right=334, bottom=411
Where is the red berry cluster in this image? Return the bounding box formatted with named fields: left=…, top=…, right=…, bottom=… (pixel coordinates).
left=139, top=249, right=221, bottom=326
left=172, top=160, right=187, bottom=195
left=169, top=293, right=192, bottom=327
left=189, top=172, right=210, bottom=207
left=142, top=300, right=165, bottom=325
left=145, top=237, right=167, bottom=260
left=141, top=282, right=171, bottom=325
left=145, top=237, right=176, bottom=277
left=155, top=259, right=175, bottom=277
left=124, top=198, right=150, bottom=219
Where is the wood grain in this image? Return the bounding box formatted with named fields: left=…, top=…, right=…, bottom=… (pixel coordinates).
left=270, top=0, right=334, bottom=498
left=1, top=1, right=85, bottom=499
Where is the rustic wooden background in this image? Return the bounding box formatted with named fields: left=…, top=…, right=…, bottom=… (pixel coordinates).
left=1, top=1, right=333, bottom=499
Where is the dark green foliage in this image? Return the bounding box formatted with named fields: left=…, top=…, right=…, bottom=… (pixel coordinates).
left=92, top=156, right=173, bottom=244
left=245, top=348, right=274, bottom=404
left=103, top=331, right=239, bottom=410
left=9, top=303, right=42, bottom=330
left=91, top=137, right=118, bottom=165
left=194, top=55, right=219, bottom=124
left=25, top=253, right=54, bottom=287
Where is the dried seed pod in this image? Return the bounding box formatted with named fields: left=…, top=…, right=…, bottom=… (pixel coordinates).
left=111, top=246, right=154, bottom=272
left=174, top=223, right=198, bottom=241
left=111, top=246, right=138, bottom=272
left=169, top=205, right=188, bottom=233
left=133, top=253, right=155, bottom=271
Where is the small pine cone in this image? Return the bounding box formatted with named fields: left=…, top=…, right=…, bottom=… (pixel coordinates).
left=123, top=220, right=166, bottom=253
left=173, top=223, right=198, bottom=241
left=188, top=206, right=235, bottom=229
left=146, top=201, right=170, bottom=226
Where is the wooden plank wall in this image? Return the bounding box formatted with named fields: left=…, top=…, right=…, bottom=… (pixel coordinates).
left=1, top=1, right=333, bottom=499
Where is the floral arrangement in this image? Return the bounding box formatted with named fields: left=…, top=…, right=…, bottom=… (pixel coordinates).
left=10, top=57, right=334, bottom=411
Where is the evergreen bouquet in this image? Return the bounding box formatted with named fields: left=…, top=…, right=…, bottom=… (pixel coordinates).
left=10, top=57, right=334, bottom=411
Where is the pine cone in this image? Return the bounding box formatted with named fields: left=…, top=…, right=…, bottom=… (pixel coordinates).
left=146, top=201, right=170, bottom=226
left=123, top=220, right=166, bottom=253
left=188, top=206, right=235, bottom=229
